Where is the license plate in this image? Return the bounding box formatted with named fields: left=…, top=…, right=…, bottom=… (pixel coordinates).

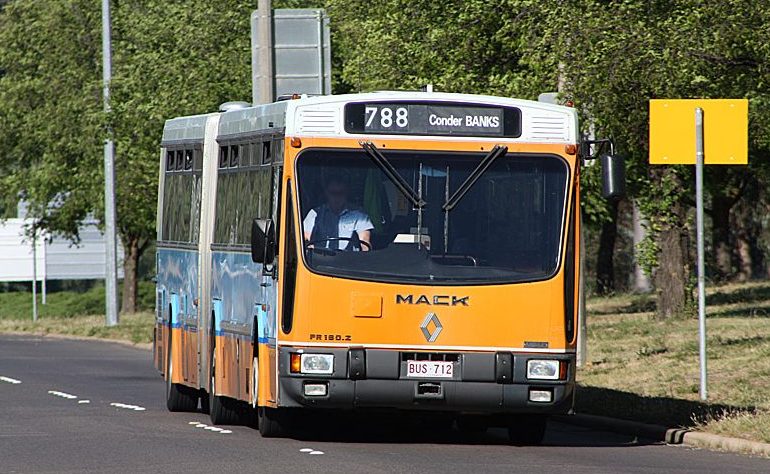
left=406, top=360, right=454, bottom=378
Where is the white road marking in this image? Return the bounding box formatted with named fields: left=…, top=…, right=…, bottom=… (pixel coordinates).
left=77, top=400, right=90, bottom=404
left=48, top=390, right=77, bottom=399
left=300, top=448, right=324, bottom=455
left=0, top=376, right=21, bottom=384
left=187, top=422, right=231, bottom=434
left=110, top=402, right=146, bottom=411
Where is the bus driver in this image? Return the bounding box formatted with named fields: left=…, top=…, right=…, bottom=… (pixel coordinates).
left=303, top=175, right=374, bottom=251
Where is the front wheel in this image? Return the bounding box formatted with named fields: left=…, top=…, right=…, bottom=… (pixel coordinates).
left=258, top=407, right=286, bottom=438
left=507, top=415, right=548, bottom=445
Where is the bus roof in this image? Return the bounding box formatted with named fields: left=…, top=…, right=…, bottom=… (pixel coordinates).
left=162, top=91, right=579, bottom=145
left=161, top=113, right=216, bottom=146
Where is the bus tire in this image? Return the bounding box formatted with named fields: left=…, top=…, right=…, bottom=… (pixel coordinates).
left=165, top=328, right=198, bottom=412
left=257, top=407, right=285, bottom=438
left=507, top=415, right=548, bottom=446
left=209, top=343, right=240, bottom=425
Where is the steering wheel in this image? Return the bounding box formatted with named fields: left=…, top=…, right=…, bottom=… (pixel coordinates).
left=305, top=237, right=371, bottom=255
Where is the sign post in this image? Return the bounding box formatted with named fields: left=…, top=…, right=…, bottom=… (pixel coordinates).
left=649, top=98, right=748, bottom=402
left=694, top=107, right=707, bottom=399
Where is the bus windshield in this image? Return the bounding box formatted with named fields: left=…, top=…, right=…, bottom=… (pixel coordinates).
left=296, top=148, right=569, bottom=285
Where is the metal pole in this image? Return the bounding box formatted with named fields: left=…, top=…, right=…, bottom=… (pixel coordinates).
left=102, top=0, right=119, bottom=326
left=256, top=0, right=274, bottom=104
left=577, top=213, right=587, bottom=367
left=695, top=107, right=707, bottom=401
left=41, top=231, right=46, bottom=305
left=32, top=228, right=37, bottom=322
left=316, top=9, right=324, bottom=94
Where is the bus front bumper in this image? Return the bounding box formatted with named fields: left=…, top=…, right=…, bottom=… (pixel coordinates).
left=277, top=347, right=575, bottom=414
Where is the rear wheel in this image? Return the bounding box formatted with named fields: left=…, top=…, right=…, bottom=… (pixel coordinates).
left=165, top=328, right=198, bottom=412
left=507, top=415, right=548, bottom=445
left=208, top=344, right=240, bottom=425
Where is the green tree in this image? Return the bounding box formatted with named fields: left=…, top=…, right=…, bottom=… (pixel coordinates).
left=515, top=0, right=770, bottom=316
left=0, top=0, right=254, bottom=313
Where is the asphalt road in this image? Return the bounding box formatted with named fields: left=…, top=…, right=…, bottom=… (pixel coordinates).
left=1, top=335, right=768, bottom=474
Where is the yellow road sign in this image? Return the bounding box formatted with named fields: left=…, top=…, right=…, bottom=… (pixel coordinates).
left=649, top=99, right=748, bottom=165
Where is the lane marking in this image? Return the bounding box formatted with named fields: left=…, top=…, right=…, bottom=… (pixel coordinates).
left=300, top=448, right=325, bottom=455
left=48, top=390, right=77, bottom=399
left=187, top=422, right=231, bottom=434
left=110, top=402, right=146, bottom=411
left=78, top=400, right=90, bottom=404
left=0, top=376, right=21, bottom=384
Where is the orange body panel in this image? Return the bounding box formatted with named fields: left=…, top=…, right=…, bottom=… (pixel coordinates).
left=276, top=137, right=578, bottom=354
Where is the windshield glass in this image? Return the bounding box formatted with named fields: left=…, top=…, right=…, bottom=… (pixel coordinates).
left=296, top=149, right=569, bottom=285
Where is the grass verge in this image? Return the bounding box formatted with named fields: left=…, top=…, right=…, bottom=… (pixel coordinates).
left=0, top=282, right=155, bottom=344
left=0, top=311, right=154, bottom=344
left=581, top=280, right=770, bottom=444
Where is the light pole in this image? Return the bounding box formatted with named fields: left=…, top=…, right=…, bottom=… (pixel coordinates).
left=101, top=0, right=119, bottom=326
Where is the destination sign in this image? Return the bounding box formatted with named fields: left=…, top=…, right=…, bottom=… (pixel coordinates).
left=344, top=102, right=521, bottom=138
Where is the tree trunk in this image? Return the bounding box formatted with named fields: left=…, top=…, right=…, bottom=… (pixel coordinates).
left=654, top=199, right=691, bottom=319
left=595, top=199, right=619, bottom=296
left=711, top=191, right=733, bottom=281
left=121, top=235, right=140, bottom=314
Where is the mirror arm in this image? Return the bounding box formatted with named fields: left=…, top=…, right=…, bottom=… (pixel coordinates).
left=581, top=138, right=615, bottom=163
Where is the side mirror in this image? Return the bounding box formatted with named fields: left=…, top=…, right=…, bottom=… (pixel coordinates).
left=600, top=154, right=625, bottom=199
left=251, top=218, right=276, bottom=264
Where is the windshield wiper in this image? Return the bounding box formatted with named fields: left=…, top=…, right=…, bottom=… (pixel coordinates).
left=442, top=145, right=508, bottom=212
left=360, top=141, right=426, bottom=208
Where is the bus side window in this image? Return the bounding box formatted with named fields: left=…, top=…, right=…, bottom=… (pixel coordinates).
left=166, top=150, right=175, bottom=171
left=175, top=150, right=184, bottom=171
left=272, top=166, right=282, bottom=253
left=219, top=146, right=228, bottom=168
left=184, top=149, right=193, bottom=170
left=272, top=137, right=284, bottom=164
left=261, top=140, right=272, bottom=165
left=229, top=145, right=239, bottom=167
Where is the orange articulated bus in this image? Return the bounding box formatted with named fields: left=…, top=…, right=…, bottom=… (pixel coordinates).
left=154, top=91, right=624, bottom=444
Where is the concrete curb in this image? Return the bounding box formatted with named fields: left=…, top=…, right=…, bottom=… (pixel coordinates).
left=1, top=331, right=152, bottom=351
left=556, top=413, right=770, bottom=457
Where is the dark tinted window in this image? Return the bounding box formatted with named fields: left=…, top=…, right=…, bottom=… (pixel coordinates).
left=160, top=146, right=202, bottom=243
left=296, top=149, right=569, bottom=284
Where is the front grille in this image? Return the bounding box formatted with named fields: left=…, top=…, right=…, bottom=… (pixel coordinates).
left=401, top=352, right=460, bottom=362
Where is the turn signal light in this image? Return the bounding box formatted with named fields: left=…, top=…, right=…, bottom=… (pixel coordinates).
left=290, top=353, right=301, bottom=373
left=290, top=137, right=302, bottom=148
left=565, top=144, right=577, bottom=155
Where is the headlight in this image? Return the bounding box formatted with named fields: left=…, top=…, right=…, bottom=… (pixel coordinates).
left=300, top=354, right=334, bottom=374
left=527, top=359, right=560, bottom=380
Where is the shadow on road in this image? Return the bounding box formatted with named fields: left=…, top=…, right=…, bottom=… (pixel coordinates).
left=575, top=385, right=756, bottom=429
left=256, top=410, right=657, bottom=448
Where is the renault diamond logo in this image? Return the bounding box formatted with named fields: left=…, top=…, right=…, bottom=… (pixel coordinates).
left=420, top=312, right=443, bottom=343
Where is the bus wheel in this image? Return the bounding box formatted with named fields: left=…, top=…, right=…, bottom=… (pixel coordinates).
left=208, top=347, right=240, bottom=425
left=257, top=407, right=285, bottom=438
left=165, top=331, right=198, bottom=412
left=507, top=415, right=548, bottom=446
